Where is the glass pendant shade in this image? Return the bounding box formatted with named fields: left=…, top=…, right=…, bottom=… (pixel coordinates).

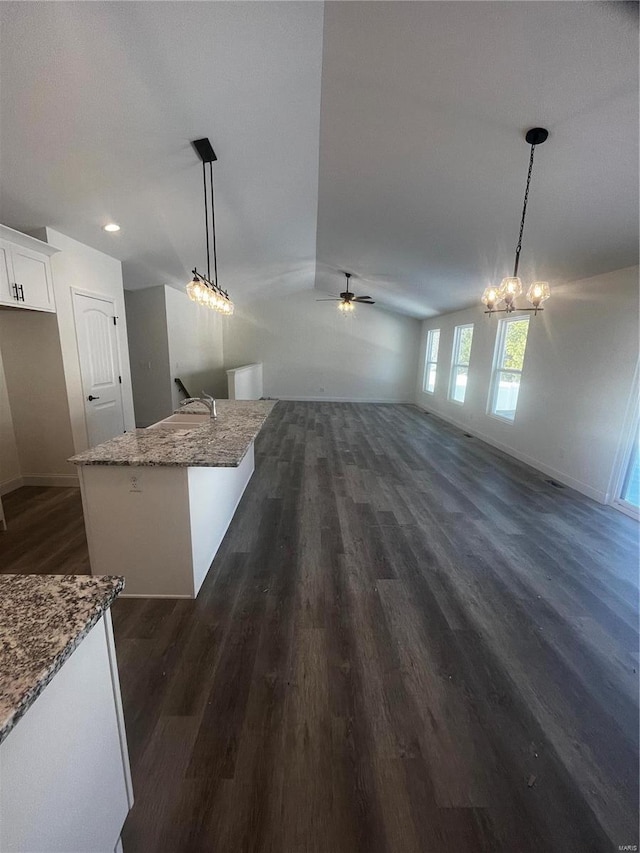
left=186, top=275, right=234, bottom=314
left=481, top=286, right=500, bottom=309
left=499, top=276, right=523, bottom=303
left=186, top=277, right=200, bottom=302
left=527, top=281, right=550, bottom=306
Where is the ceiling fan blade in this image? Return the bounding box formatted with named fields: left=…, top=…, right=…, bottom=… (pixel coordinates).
left=354, top=297, right=375, bottom=303
left=354, top=295, right=372, bottom=300
left=316, top=298, right=341, bottom=302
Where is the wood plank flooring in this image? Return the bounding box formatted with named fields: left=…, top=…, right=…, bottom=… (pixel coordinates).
left=0, top=485, right=89, bottom=575
left=1, top=402, right=638, bottom=852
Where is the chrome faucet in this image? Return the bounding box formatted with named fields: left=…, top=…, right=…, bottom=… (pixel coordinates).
left=201, top=392, right=217, bottom=420
left=179, top=392, right=217, bottom=420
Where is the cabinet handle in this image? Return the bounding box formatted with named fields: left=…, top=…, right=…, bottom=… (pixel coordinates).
left=17, top=284, right=24, bottom=302
left=11, top=283, right=19, bottom=301
left=87, top=395, right=100, bottom=401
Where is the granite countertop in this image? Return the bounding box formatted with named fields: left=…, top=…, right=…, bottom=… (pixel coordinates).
left=175, top=399, right=271, bottom=416
left=0, top=574, right=124, bottom=745
left=69, top=400, right=277, bottom=468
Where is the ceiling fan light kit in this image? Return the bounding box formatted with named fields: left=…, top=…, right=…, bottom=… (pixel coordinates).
left=317, top=272, right=376, bottom=311
left=186, top=137, right=234, bottom=315
left=481, top=127, right=551, bottom=316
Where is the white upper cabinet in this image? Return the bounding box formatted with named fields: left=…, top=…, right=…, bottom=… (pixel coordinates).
left=0, top=244, right=12, bottom=305
left=0, top=225, right=59, bottom=313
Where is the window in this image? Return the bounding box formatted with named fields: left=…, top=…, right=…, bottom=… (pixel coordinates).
left=614, top=414, right=640, bottom=520
left=423, top=329, right=440, bottom=393
left=449, top=324, right=474, bottom=403
left=620, top=422, right=640, bottom=510
left=489, top=316, right=530, bottom=421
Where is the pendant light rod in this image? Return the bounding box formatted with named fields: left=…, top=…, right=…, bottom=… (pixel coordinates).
left=512, top=127, right=547, bottom=278
left=209, top=160, right=218, bottom=290
left=513, top=143, right=535, bottom=279
left=202, top=161, right=211, bottom=281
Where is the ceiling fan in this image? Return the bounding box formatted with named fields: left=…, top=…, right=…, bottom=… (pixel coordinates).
left=316, top=272, right=376, bottom=312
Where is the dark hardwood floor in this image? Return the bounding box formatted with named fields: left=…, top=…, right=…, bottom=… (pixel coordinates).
left=1, top=402, right=638, bottom=852
left=0, top=484, right=90, bottom=575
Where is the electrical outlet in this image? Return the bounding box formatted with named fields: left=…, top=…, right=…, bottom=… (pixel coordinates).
left=129, top=475, right=142, bottom=493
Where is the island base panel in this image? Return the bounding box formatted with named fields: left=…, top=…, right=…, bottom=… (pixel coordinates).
left=188, top=444, right=255, bottom=594
left=79, top=444, right=255, bottom=597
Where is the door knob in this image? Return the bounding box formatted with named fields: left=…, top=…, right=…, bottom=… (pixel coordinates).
left=87, top=395, right=100, bottom=401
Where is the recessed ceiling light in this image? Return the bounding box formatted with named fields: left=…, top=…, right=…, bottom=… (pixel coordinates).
left=103, top=222, right=120, bottom=233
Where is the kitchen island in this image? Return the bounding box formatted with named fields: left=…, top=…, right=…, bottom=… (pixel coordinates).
left=0, top=574, right=132, bottom=853
left=71, top=400, right=276, bottom=598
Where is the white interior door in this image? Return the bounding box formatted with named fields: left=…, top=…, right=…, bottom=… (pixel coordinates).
left=73, top=292, right=125, bottom=448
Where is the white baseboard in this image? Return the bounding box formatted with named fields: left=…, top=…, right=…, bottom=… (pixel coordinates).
left=273, top=396, right=412, bottom=404
left=0, top=476, right=24, bottom=496
left=413, top=404, right=607, bottom=504
left=118, top=593, right=194, bottom=599
left=22, top=474, right=79, bottom=488
left=1, top=473, right=80, bottom=495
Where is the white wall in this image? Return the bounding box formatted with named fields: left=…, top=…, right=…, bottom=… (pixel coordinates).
left=125, top=286, right=225, bottom=427
left=223, top=289, right=421, bottom=402
left=0, top=346, right=20, bottom=492
left=0, top=311, right=76, bottom=482
left=44, top=229, right=136, bottom=453
left=414, top=266, right=639, bottom=503
left=125, top=287, right=173, bottom=428
left=164, top=286, right=225, bottom=410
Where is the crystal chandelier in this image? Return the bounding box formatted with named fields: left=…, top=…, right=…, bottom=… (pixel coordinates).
left=482, top=128, right=551, bottom=316
left=186, top=138, right=234, bottom=315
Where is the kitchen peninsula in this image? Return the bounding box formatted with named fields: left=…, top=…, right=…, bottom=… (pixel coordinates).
left=0, top=574, right=131, bottom=853
left=71, top=400, right=276, bottom=598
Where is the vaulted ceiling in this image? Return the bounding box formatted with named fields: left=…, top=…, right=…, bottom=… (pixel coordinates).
left=0, top=2, right=637, bottom=318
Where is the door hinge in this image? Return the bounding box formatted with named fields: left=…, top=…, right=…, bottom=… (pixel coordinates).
left=118, top=375, right=122, bottom=384
left=113, top=316, right=118, bottom=325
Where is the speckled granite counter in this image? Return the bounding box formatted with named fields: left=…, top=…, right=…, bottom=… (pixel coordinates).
left=175, top=399, right=274, bottom=416
left=0, top=574, right=124, bottom=744
left=70, top=400, right=277, bottom=468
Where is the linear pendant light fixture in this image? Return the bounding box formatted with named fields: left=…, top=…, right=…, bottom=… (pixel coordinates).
left=482, top=127, right=551, bottom=316
left=186, top=138, right=234, bottom=315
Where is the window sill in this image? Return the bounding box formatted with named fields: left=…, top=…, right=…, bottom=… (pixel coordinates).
left=487, top=411, right=516, bottom=424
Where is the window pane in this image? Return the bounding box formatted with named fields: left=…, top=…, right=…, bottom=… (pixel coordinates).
left=501, top=318, right=529, bottom=370
left=494, top=371, right=521, bottom=420
left=451, top=366, right=468, bottom=403
left=621, top=423, right=640, bottom=508
left=427, top=329, right=440, bottom=363
left=457, top=326, right=473, bottom=366
left=426, top=364, right=437, bottom=393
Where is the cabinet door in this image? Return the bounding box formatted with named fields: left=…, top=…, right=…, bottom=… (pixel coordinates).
left=11, top=245, right=55, bottom=312
left=0, top=243, right=18, bottom=306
